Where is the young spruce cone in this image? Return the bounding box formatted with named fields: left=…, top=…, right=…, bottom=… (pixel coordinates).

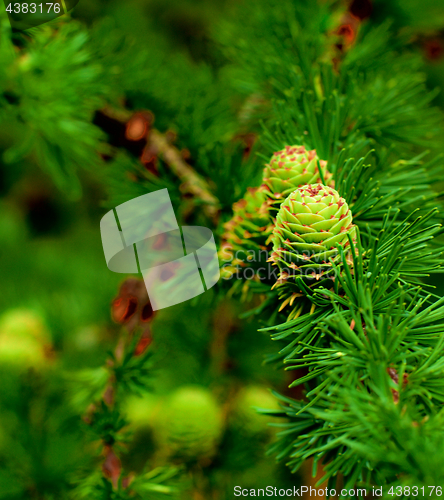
left=230, top=385, right=281, bottom=439
left=260, top=145, right=333, bottom=209
left=153, top=386, right=224, bottom=461
left=270, top=184, right=356, bottom=313
left=0, top=309, right=52, bottom=371
left=219, top=187, right=273, bottom=281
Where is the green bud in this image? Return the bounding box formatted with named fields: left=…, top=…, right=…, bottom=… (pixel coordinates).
left=270, top=184, right=356, bottom=293
left=230, top=386, right=281, bottom=438
left=125, top=393, right=160, bottom=430
left=153, top=386, right=224, bottom=461
left=0, top=309, right=52, bottom=371
left=220, top=187, right=273, bottom=280
left=261, top=145, right=333, bottom=205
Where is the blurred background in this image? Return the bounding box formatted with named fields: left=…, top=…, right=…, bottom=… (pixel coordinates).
left=1, top=0, right=444, bottom=498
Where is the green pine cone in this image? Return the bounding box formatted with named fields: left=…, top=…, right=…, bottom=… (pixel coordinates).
left=0, top=309, right=52, bottom=371
left=125, top=393, right=159, bottom=430
left=153, top=386, right=224, bottom=461
left=219, top=187, right=273, bottom=280
left=0, top=308, right=51, bottom=344
left=230, top=386, right=281, bottom=439
left=260, top=145, right=333, bottom=207
left=270, top=184, right=356, bottom=295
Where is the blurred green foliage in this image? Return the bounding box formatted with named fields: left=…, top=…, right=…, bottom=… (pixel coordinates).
left=2, top=0, right=444, bottom=498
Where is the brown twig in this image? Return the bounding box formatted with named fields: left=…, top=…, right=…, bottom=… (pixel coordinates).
left=86, top=278, right=156, bottom=490
left=100, top=106, right=220, bottom=221
left=147, top=128, right=220, bottom=220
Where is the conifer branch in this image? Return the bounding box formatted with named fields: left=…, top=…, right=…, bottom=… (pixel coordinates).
left=100, top=106, right=220, bottom=221
left=74, top=278, right=182, bottom=498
